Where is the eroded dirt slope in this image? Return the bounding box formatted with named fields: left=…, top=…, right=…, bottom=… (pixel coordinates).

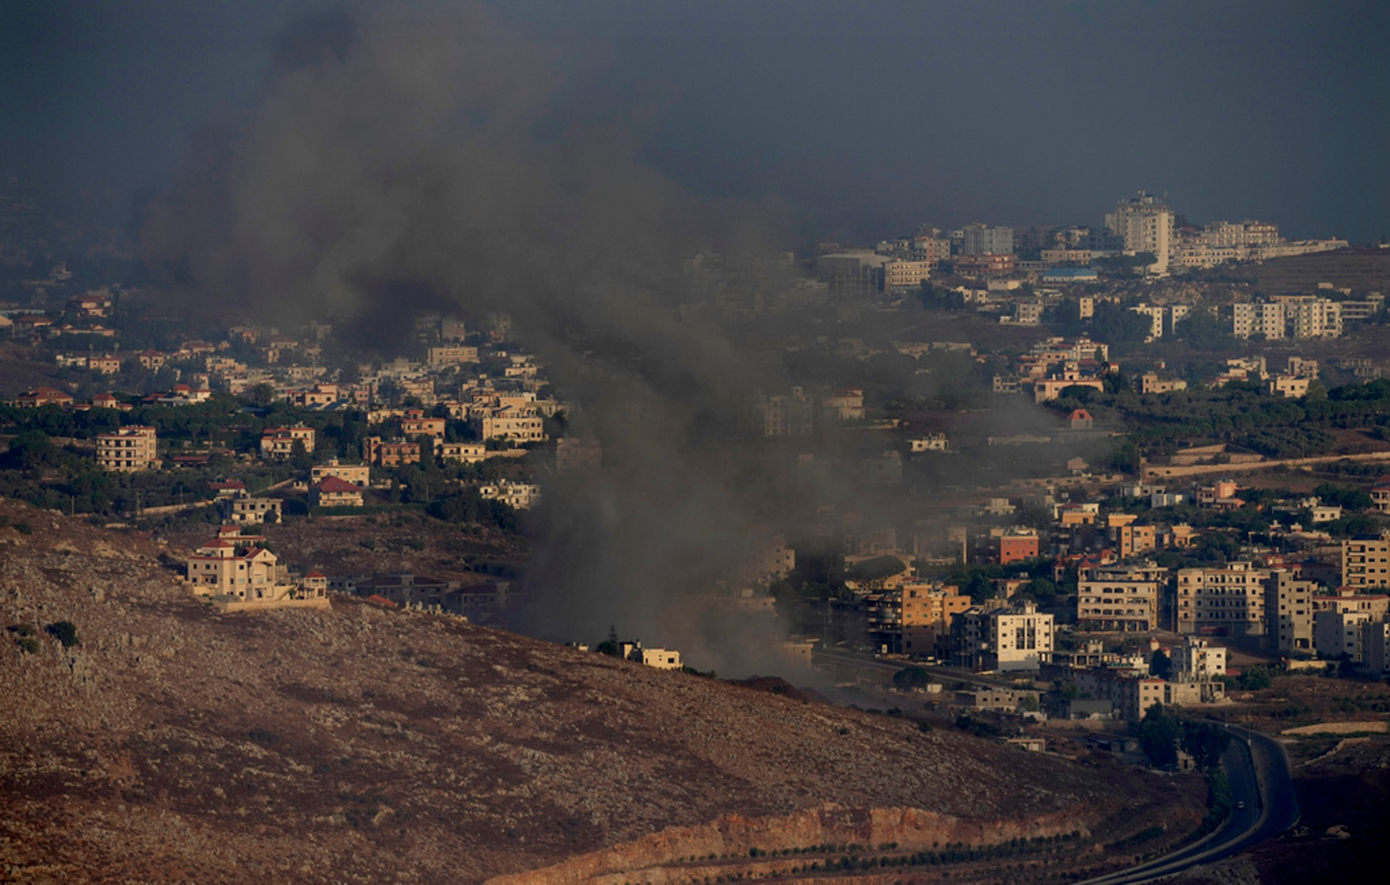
left=0, top=499, right=1195, bottom=883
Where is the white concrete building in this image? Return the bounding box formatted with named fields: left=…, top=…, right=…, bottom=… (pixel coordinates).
left=1106, top=192, right=1174, bottom=274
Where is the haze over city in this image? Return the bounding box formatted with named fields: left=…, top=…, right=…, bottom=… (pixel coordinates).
left=3, top=3, right=1390, bottom=884
left=2, top=0, right=1387, bottom=244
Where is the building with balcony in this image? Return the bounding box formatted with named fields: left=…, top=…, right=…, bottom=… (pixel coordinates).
left=1077, top=564, right=1163, bottom=632
left=1176, top=563, right=1270, bottom=637
left=952, top=602, right=1054, bottom=672
left=1341, top=534, right=1390, bottom=590
left=96, top=426, right=159, bottom=472
left=1265, top=571, right=1316, bottom=654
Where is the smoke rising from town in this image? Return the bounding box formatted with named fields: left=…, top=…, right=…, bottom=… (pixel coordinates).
left=141, top=0, right=809, bottom=672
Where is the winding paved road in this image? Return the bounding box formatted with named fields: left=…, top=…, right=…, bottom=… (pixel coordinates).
left=1079, top=723, right=1300, bottom=884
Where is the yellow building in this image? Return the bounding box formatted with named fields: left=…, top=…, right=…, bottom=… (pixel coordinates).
left=96, top=425, right=158, bottom=472
left=1341, top=534, right=1390, bottom=590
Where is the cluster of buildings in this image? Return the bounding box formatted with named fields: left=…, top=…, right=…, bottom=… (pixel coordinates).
left=990, top=336, right=1117, bottom=403
left=810, top=192, right=1348, bottom=297
left=1232, top=291, right=1384, bottom=341
left=746, top=386, right=866, bottom=436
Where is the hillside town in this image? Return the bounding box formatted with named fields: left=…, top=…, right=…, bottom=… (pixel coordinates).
left=4, top=192, right=1390, bottom=750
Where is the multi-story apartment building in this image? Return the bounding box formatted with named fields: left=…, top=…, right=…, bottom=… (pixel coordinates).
left=440, top=442, right=489, bottom=464
left=1173, top=637, right=1227, bottom=678
left=960, top=223, right=1014, bottom=256
left=1176, top=563, right=1270, bottom=637
left=749, top=388, right=814, bottom=437
left=1130, top=304, right=1166, bottom=340
left=1266, top=375, right=1311, bottom=398
left=816, top=250, right=887, bottom=298
left=989, top=527, right=1039, bottom=565
left=1202, top=220, right=1281, bottom=248
left=228, top=497, right=282, bottom=525
left=362, top=436, right=422, bottom=467
left=1341, top=534, right=1390, bottom=590
left=475, top=411, right=545, bottom=444
left=310, top=459, right=370, bottom=487
left=1077, top=563, right=1164, bottom=632
left=1315, top=585, right=1390, bottom=619
left=953, top=602, right=1054, bottom=672
left=1232, top=302, right=1286, bottom=340
left=1265, top=571, right=1316, bottom=654
left=1107, top=515, right=1157, bottom=559
left=1372, top=480, right=1390, bottom=514
left=260, top=426, right=316, bottom=458
left=1363, top=622, right=1390, bottom=674
left=1105, top=192, right=1174, bottom=273
left=478, top=480, right=541, bottom=510
left=867, top=582, right=972, bottom=657
left=883, top=258, right=934, bottom=291
left=426, top=345, right=479, bottom=367
left=96, top=426, right=159, bottom=472
left=1314, top=609, right=1370, bottom=662
left=1274, top=295, right=1343, bottom=339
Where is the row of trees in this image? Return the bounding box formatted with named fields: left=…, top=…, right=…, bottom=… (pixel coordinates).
left=1137, top=704, right=1231, bottom=771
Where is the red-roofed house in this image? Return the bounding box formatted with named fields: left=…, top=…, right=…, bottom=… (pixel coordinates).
left=184, top=535, right=327, bottom=611
left=311, top=476, right=364, bottom=508
left=12, top=386, right=74, bottom=408
left=209, top=480, right=248, bottom=498
left=302, top=570, right=329, bottom=596
left=1067, top=409, right=1094, bottom=430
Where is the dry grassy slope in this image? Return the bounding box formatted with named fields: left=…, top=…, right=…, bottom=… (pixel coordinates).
left=0, top=498, right=1191, bottom=884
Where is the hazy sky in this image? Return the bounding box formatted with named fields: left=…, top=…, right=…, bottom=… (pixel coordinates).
left=3, top=0, right=1386, bottom=244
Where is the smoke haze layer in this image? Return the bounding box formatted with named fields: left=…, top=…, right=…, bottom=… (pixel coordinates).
left=142, top=0, right=806, bottom=674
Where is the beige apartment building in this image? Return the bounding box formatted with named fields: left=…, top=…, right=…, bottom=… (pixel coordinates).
left=440, top=442, right=489, bottom=464
left=260, top=425, right=316, bottom=458
left=476, top=412, right=545, bottom=444
left=1077, top=565, right=1162, bottom=632
left=228, top=497, right=282, bottom=524
left=1342, top=534, right=1390, bottom=590
left=953, top=602, right=1054, bottom=671
left=310, top=459, right=370, bottom=487
left=96, top=425, right=159, bottom=472
left=1265, top=571, right=1316, bottom=654
left=1176, top=564, right=1269, bottom=637
left=426, top=345, right=479, bottom=367
left=1232, top=302, right=1286, bottom=340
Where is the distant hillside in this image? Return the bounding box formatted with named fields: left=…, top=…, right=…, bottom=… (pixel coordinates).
left=0, top=498, right=1201, bottom=884
left=1231, top=248, right=1390, bottom=296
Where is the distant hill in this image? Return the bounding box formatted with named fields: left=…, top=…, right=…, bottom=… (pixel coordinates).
left=1231, top=248, right=1390, bottom=296
left=0, top=498, right=1201, bottom=883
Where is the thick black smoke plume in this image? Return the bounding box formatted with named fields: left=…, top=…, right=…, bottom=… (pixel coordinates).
left=143, top=0, right=807, bottom=674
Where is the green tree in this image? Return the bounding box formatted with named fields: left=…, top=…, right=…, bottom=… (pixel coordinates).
left=892, top=666, right=932, bottom=690
left=1180, top=720, right=1231, bottom=772
left=44, top=620, right=80, bottom=648
left=1150, top=649, right=1172, bottom=680
left=1137, top=703, right=1180, bottom=767
left=1239, top=666, right=1272, bottom=691
left=288, top=438, right=313, bottom=473
left=249, top=383, right=275, bottom=407
left=848, top=555, right=907, bottom=591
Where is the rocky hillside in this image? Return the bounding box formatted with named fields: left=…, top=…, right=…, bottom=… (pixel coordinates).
left=0, top=499, right=1201, bottom=883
